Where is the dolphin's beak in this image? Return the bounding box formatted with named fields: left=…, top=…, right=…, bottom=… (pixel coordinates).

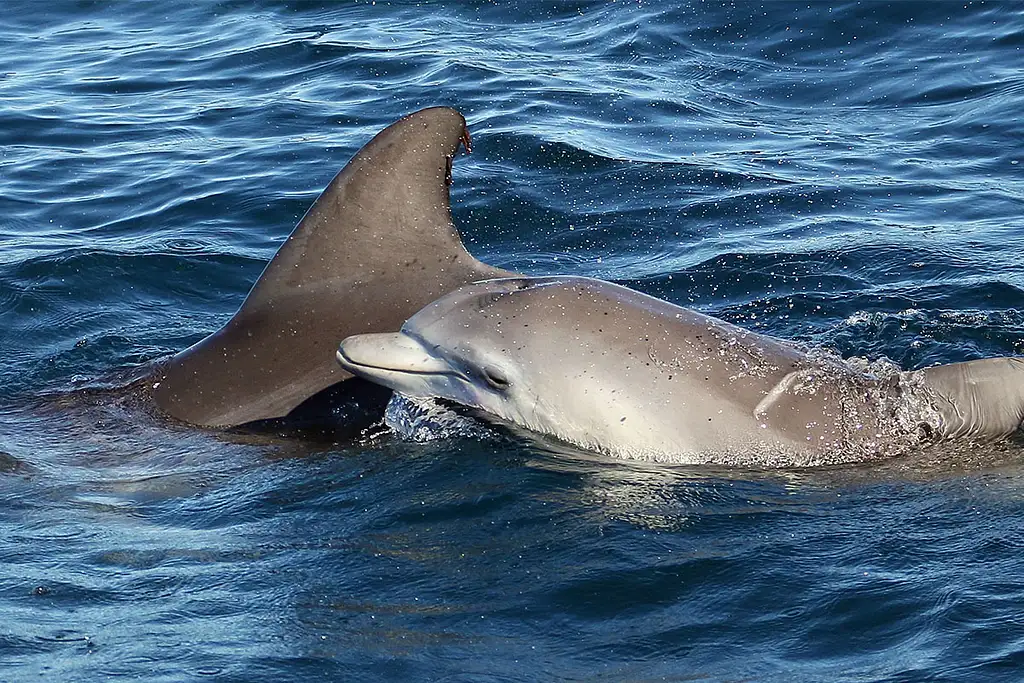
left=336, top=333, right=453, bottom=387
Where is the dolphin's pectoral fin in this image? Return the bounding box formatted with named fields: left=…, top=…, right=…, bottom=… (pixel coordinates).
left=153, top=108, right=513, bottom=429
left=753, top=366, right=884, bottom=450
left=914, top=357, right=1024, bottom=441
left=753, top=368, right=849, bottom=424
left=753, top=370, right=805, bottom=420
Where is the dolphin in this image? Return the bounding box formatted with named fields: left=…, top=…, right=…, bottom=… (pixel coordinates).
left=336, top=276, right=1024, bottom=467
left=151, top=107, right=512, bottom=428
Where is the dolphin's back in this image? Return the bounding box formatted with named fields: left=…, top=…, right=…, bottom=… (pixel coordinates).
left=914, top=358, right=1024, bottom=440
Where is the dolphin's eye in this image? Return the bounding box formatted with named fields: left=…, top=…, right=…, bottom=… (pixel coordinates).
left=482, top=366, right=510, bottom=391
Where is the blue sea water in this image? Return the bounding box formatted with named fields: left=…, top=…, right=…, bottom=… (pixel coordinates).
left=2, top=1, right=1024, bottom=680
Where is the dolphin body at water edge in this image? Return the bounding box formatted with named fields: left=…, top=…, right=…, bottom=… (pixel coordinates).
left=151, top=107, right=512, bottom=429
left=336, top=276, right=1024, bottom=467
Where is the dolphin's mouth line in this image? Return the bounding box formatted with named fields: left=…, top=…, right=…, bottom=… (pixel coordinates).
left=335, top=348, right=466, bottom=381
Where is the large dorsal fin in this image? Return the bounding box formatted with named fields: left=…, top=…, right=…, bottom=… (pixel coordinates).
left=153, top=107, right=512, bottom=428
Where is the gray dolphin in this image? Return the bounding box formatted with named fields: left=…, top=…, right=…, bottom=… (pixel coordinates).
left=152, top=107, right=512, bottom=428
left=336, top=276, right=1024, bottom=467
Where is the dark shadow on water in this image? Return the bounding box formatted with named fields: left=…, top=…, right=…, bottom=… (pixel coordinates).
left=235, top=378, right=394, bottom=446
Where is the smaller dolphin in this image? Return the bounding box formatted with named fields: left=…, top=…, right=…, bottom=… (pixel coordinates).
left=336, top=276, right=1024, bottom=467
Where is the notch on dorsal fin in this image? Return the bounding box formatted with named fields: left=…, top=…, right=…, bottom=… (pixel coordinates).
left=153, top=107, right=512, bottom=428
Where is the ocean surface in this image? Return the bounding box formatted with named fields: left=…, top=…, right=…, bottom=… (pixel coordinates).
left=2, top=1, right=1024, bottom=680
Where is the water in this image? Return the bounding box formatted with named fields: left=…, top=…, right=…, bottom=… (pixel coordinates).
left=2, top=1, right=1024, bottom=680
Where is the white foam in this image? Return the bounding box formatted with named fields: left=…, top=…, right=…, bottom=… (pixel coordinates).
left=383, top=393, right=489, bottom=442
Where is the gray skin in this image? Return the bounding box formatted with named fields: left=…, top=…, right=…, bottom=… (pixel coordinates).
left=152, top=107, right=512, bottom=428
left=336, top=276, right=1024, bottom=467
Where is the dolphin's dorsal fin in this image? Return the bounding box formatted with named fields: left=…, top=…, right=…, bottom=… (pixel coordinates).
left=153, top=107, right=511, bottom=427
left=242, top=107, right=480, bottom=311
left=914, top=357, right=1024, bottom=440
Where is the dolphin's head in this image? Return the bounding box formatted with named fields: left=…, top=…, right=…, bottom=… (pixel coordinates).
left=336, top=276, right=646, bottom=451
left=336, top=278, right=540, bottom=421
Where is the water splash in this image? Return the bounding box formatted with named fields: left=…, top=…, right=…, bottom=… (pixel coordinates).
left=383, top=393, right=490, bottom=442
